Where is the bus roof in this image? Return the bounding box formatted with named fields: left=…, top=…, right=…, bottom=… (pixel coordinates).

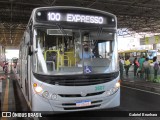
left=26, top=6, right=117, bottom=29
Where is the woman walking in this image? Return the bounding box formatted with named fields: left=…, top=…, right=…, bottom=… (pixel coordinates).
left=133, top=57, right=139, bottom=77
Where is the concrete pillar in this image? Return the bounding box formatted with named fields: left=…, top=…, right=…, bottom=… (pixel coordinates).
left=153, top=44, right=157, bottom=50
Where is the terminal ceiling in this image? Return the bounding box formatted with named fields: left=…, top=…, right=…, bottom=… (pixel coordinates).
left=1, top=0, right=160, bottom=48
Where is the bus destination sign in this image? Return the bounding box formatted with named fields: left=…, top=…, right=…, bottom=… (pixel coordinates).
left=47, top=12, right=105, bottom=24
left=36, top=10, right=110, bottom=25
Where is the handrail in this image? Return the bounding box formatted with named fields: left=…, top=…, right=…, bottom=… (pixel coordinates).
left=64, top=55, right=71, bottom=66
left=44, top=50, right=75, bottom=70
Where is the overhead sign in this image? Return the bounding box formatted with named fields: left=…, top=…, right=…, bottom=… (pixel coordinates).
left=155, top=35, right=159, bottom=44
left=140, top=35, right=160, bottom=45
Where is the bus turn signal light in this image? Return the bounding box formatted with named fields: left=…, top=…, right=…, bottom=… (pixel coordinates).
left=33, top=83, right=37, bottom=87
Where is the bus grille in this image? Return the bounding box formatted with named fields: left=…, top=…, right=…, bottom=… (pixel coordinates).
left=33, top=71, right=119, bottom=86
left=59, top=91, right=105, bottom=97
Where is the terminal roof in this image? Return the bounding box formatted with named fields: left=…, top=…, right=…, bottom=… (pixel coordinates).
left=0, top=0, right=160, bottom=47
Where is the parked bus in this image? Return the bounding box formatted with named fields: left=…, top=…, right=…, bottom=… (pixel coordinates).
left=0, top=45, right=5, bottom=69
left=119, top=49, right=157, bottom=63
left=16, top=6, right=120, bottom=111
left=0, top=45, right=5, bottom=60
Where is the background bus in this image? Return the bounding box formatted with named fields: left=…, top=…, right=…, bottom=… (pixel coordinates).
left=119, top=49, right=158, bottom=63
left=0, top=45, right=5, bottom=68
left=15, top=6, right=120, bottom=112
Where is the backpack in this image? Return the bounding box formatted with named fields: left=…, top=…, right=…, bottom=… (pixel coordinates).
left=154, top=62, right=159, bottom=70
left=135, top=61, right=140, bottom=67
left=143, top=61, right=149, bottom=68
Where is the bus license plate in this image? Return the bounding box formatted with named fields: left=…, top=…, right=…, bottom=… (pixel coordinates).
left=76, top=100, right=91, bottom=107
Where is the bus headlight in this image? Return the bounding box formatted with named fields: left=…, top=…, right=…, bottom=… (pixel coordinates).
left=51, top=93, right=57, bottom=100
left=35, top=86, right=43, bottom=93
left=106, top=88, right=117, bottom=96
left=105, top=81, right=120, bottom=96
left=42, top=91, right=50, bottom=98
left=115, top=82, right=120, bottom=88
left=106, top=90, right=111, bottom=96
left=33, top=83, right=43, bottom=93
left=33, top=83, right=58, bottom=99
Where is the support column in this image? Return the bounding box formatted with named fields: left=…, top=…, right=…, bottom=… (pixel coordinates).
left=153, top=44, right=157, bottom=50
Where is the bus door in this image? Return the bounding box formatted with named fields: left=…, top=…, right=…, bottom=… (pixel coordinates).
left=27, top=46, right=32, bottom=104
left=23, top=45, right=29, bottom=101
left=19, top=45, right=23, bottom=88
left=24, top=31, right=32, bottom=104
left=26, top=33, right=32, bottom=105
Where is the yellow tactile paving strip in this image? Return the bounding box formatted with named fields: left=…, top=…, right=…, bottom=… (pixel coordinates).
left=2, top=77, right=9, bottom=120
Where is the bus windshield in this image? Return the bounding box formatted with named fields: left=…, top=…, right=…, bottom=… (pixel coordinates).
left=33, top=26, right=116, bottom=75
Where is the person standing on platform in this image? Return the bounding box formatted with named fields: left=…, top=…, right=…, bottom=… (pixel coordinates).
left=119, top=57, right=124, bottom=80
left=124, top=56, right=131, bottom=77
left=143, top=57, right=150, bottom=81
left=153, top=56, right=159, bottom=81
left=138, top=55, right=145, bottom=79
left=0, top=76, right=5, bottom=79
left=0, top=57, right=6, bottom=80
left=133, top=57, right=139, bottom=77
left=2, top=61, right=5, bottom=71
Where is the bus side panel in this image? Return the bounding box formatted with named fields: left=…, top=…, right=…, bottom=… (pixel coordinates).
left=28, top=55, right=32, bottom=107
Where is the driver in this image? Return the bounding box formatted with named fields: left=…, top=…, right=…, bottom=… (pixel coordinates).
left=78, top=36, right=94, bottom=59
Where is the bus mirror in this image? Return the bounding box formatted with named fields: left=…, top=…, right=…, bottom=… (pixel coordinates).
left=28, top=45, right=33, bottom=56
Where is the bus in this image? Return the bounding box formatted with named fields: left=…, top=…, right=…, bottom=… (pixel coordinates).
left=16, top=6, right=120, bottom=112
left=119, top=49, right=157, bottom=63
left=0, top=45, right=5, bottom=67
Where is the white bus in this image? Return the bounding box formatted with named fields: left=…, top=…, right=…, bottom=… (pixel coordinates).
left=16, top=6, right=120, bottom=112
left=0, top=45, right=5, bottom=68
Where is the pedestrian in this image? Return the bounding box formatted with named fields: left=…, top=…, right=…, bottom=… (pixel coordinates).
left=138, top=55, right=145, bottom=79
left=0, top=57, right=6, bottom=80
left=2, top=61, right=5, bottom=71
left=133, top=57, right=139, bottom=77
left=143, top=57, right=150, bottom=81
left=119, top=57, right=124, bottom=80
left=0, top=76, right=5, bottom=80
left=124, top=56, right=131, bottom=77
left=153, top=56, right=159, bottom=81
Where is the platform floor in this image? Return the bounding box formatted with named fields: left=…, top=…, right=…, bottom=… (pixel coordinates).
left=0, top=69, right=30, bottom=112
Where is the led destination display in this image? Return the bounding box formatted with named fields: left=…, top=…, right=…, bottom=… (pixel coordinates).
left=35, top=9, right=116, bottom=26
left=47, top=12, right=104, bottom=24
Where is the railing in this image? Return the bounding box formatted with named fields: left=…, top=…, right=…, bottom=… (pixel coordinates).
left=44, top=50, right=75, bottom=71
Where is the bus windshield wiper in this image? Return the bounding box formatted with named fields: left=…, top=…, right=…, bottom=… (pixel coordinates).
left=55, top=23, right=70, bottom=42
left=55, top=23, right=72, bottom=51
